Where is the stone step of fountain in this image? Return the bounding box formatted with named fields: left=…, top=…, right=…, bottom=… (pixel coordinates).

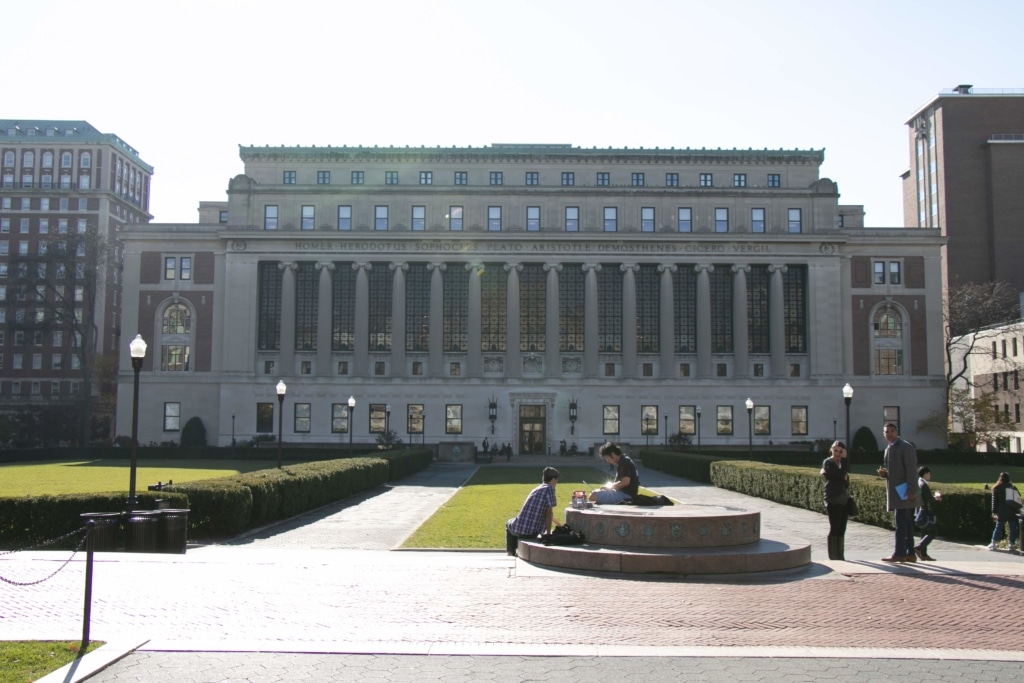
left=517, top=536, right=811, bottom=576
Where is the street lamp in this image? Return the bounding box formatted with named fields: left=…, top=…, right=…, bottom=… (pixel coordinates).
left=843, top=383, right=854, bottom=452
left=385, top=403, right=391, bottom=445
left=663, top=414, right=668, bottom=446
left=347, top=396, right=356, bottom=453
left=488, top=397, right=497, bottom=435
left=644, top=414, right=653, bottom=449
left=231, top=414, right=236, bottom=452
left=833, top=416, right=837, bottom=442
left=568, top=397, right=578, bottom=435
left=127, top=334, right=147, bottom=512
left=745, top=397, right=754, bottom=458
left=276, top=380, right=286, bottom=468
left=696, top=406, right=702, bottom=454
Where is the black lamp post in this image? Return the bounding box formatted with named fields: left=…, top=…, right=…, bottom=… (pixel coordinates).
left=422, top=409, right=426, bottom=448
left=347, top=396, right=356, bottom=453
left=231, top=413, right=236, bottom=451
left=663, top=414, right=668, bottom=446
left=488, top=398, right=497, bottom=435
left=569, top=397, right=578, bottom=435
left=127, top=334, right=147, bottom=512
left=276, top=380, right=286, bottom=468
left=696, top=406, right=702, bottom=454
left=385, top=403, right=391, bottom=444
left=833, top=416, right=837, bottom=442
left=644, top=414, right=653, bottom=449
left=843, top=383, right=854, bottom=451
left=745, top=397, right=754, bottom=458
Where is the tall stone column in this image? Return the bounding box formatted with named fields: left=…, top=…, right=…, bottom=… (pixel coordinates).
left=353, top=262, right=372, bottom=377
left=505, top=262, right=523, bottom=379
left=620, top=263, right=638, bottom=379
left=769, top=264, right=788, bottom=378
left=658, top=263, right=677, bottom=379
left=467, top=263, right=483, bottom=377
left=278, top=261, right=297, bottom=376
left=695, top=264, right=714, bottom=378
left=427, top=262, right=446, bottom=378
left=544, top=262, right=562, bottom=378
left=389, top=262, right=408, bottom=377
left=731, top=264, right=750, bottom=379
left=582, top=263, right=601, bottom=378
left=315, top=261, right=335, bottom=377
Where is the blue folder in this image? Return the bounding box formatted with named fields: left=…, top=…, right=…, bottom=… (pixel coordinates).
left=895, top=482, right=910, bottom=500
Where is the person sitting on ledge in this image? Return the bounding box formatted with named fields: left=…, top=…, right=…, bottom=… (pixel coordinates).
left=505, top=467, right=560, bottom=556
left=589, top=442, right=639, bottom=504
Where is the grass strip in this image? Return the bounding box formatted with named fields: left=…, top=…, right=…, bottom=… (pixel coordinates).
left=0, top=640, right=103, bottom=683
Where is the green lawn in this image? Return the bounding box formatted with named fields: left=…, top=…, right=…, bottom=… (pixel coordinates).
left=0, top=641, right=102, bottom=683
left=401, top=465, right=645, bottom=550
left=0, top=459, right=282, bottom=497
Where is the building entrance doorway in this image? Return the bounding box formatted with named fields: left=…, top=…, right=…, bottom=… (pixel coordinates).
left=519, top=404, right=546, bottom=455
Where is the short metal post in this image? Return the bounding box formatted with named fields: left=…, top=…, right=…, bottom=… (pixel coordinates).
left=82, top=521, right=95, bottom=649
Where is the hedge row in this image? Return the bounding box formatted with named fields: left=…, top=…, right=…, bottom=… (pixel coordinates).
left=642, top=450, right=993, bottom=543
left=0, top=449, right=433, bottom=549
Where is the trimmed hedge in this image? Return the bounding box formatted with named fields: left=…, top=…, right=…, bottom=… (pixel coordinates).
left=0, top=449, right=434, bottom=549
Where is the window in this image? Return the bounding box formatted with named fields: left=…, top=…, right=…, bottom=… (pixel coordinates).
left=264, top=205, right=278, bottom=230
left=700, top=173, right=713, bottom=187
left=351, top=171, right=364, bottom=185
left=51, top=354, right=62, bottom=369
left=561, top=172, right=574, bottom=186
left=164, top=257, right=176, bottom=280
left=283, top=171, right=296, bottom=184
left=256, top=403, right=274, bottom=433
left=419, top=171, right=432, bottom=185
left=883, top=406, right=900, bottom=433
left=317, top=171, right=331, bottom=185
left=407, top=404, right=424, bottom=435
left=641, top=405, right=658, bottom=436
left=596, top=172, right=609, bottom=186
left=60, top=152, right=72, bottom=168
left=603, top=207, right=617, bottom=232
left=163, top=303, right=191, bottom=334
left=767, top=173, right=780, bottom=187
left=641, top=207, right=655, bottom=232
left=678, top=406, right=696, bottom=435
left=487, top=206, right=501, bottom=231
left=791, top=406, right=808, bottom=435
left=873, top=307, right=904, bottom=375
left=385, top=171, right=398, bottom=185
left=526, top=206, right=540, bottom=232
left=733, top=173, right=746, bottom=187
left=717, top=405, right=734, bottom=435
left=525, top=172, right=539, bottom=185
left=565, top=207, right=579, bottom=232
left=889, top=262, right=901, bottom=285
left=754, top=406, right=771, bottom=435
left=751, top=208, right=765, bottom=233
left=449, top=206, right=463, bottom=231
left=715, top=208, right=729, bottom=232
left=788, top=208, right=802, bottom=233
left=161, top=345, right=190, bottom=371
left=411, top=206, right=426, bottom=231
left=445, top=404, right=462, bottom=434
left=603, top=405, right=620, bottom=435
left=489, top=172, right=503, bottom=185
left=874, top=262, right=885, bottom=284
left=375, top=206, right=388, bottom=230
left=331, top=403, right=350, bottom=433
left=666, top=173, right=679, bottom=187
left=180, top=257, right=192, bottom=280
left=454, top=171, right=467, bottom=185
left=337, top=205, right=352, bottom=230
left=631, top=173, right=645, bottom=187
left=301, top=205, right=315, bottom=230
left=294, top=403, right=311, bottom=432
left=164, top=402, right=181, bottom=431
left=367, top=403, right=387, bottom=433
left=219, top=210, right=228, bottom=224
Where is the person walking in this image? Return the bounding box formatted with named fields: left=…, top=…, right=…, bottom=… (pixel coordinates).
left=987, top=472, right=1022, bottom=554
left=914, top=466, right=941, bottom=561
left=820, top=440, right=850, bottom=560
left=877, top=423, right=919, bottom=562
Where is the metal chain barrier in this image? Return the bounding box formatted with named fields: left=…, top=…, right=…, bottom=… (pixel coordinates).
left=0, top=526, right=89, bottom=586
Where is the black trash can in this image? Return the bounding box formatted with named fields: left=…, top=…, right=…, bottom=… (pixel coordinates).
left=157, top=509, right=189, bottom=554
left=79, top=512, right=121, bottom=552
left=125, top=510, right=160, bottom=553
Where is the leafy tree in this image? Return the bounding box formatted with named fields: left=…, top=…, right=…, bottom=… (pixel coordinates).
left=919, top=388, right=1017, bottom=450
left=180, top=416, right=207, bottom=447
left=851, top=425, right=879, bottom=454
left=375, top=429, right=404, bottom=450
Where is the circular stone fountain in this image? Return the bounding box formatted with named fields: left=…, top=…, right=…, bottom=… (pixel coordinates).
left=516, top=504, right=810, bottom=575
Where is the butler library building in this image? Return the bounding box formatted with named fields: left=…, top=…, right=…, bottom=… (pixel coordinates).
left=114, top=143, right=947, bottom=455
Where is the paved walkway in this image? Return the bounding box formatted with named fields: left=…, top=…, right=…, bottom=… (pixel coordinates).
left=3, top=458, right=1023, bottom=682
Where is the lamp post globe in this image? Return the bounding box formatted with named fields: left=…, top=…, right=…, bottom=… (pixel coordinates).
left=696, top=406, right=702, bottom=454
left=842, top=383, right=854, bottom=454
left=127, top=334, right=147, bottom=511
left=276, top=380, right=286, bottom=468
left=347, top=396, right=356, bottom=453
left=745, top=398, right=754, bottom=458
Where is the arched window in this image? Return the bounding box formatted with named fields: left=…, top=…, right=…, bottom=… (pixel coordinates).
left=873, top=306, right=904, bottom=375
left=162, top=303, right=191, bottom=334
left=60, top=151, right=72, bottom=168
left=2, top=151, right=13, bottom=166
left=23, top=151, right=34, bottom=167
left=160, top=302, right=192, bottom=372
left=79, top=151, right=91, bottom=168
left=41, top=151, right=53, bottom=167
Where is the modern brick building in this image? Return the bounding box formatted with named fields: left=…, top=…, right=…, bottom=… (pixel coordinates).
left=115, top=143, right=947, bottom=453
left=902, top=85, right=1024, bottom=292
left=0, top=120, right=152, bottom=441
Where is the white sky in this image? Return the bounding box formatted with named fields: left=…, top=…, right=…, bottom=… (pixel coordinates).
left=4, top=0, right=1022, bottom=226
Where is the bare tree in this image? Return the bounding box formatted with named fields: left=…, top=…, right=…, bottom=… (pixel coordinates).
left=6, top=221, right=115, bottom=444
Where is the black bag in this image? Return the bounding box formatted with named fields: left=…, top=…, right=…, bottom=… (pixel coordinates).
left=846, top=496, right=859, bottom=518
left=626, top=493, right=674, bottom=506
left=915, top=509, right=935, bottom=528
left=541, top=524, right=586, bottom=546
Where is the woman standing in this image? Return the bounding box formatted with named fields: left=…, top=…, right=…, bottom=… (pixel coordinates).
left=988, top=472, right=1021, bottom=553
left=821, top=441, right=850, bottom=560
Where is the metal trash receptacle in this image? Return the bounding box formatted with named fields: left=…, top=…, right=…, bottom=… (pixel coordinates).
left=125, top=510, right=160, bottom=553
left=79, top=512, right=121, bottom=551
left=158, top=509, right=189, bottom=554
